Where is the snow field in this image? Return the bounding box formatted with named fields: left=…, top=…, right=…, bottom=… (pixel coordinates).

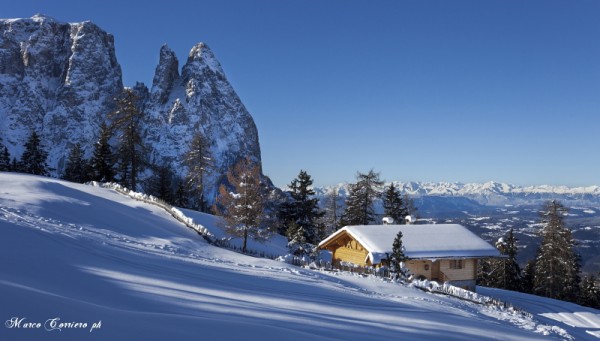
left=1, top=173, right=596, bottom=340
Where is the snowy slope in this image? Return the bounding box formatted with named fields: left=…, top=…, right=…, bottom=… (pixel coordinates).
left=0, top=173, right=594, bottom=340
left=479, top=287, right=600, bottom=340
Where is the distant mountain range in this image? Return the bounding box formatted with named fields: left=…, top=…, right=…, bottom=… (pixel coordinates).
left=315, top=181, right=600, bottom=209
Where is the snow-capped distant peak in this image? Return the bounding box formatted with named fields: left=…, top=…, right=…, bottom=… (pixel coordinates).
left=314, top=180, right=600, bottom=208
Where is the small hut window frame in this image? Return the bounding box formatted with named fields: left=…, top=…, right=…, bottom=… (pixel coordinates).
left=449, top=259, right=463, bottom=269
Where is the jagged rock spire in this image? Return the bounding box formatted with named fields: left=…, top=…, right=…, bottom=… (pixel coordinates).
left=151, top=44, right=179, bottom=104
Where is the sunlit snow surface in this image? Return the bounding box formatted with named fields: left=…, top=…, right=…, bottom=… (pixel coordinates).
left=1, top=173, right=597, bottom=340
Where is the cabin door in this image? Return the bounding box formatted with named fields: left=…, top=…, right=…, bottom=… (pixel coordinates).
left=431, top=261, right=441, bottom=281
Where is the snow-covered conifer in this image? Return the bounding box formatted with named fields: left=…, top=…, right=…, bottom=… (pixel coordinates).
left=287, top=221, right=312, bottom=257
left=0, top=140, right=10, bottom=171
left=146, top=163, right=176, bottom=204
left=19, top=130, right=49, bottom=176
left=278, top=170, right=324, bottom=245
left=390, top=231, right=409, bottom=280
left=521, top=259, right=536, bottom=294
left=488, top=229, right=522, bottom=291
left=63, top=143, right=89, bottom=183
left=382, top=183, right=406, bottom=224
left=533, top=200, right=580, bottom=301
left=90, top=121, right=115, bottom=182
left=578, top=275, right=600, bottom=309
left=10, top=157, right=19, bottom=172
left=174, top=179, right=189, bottom=208
left=183, top=131, right=214, bottom=212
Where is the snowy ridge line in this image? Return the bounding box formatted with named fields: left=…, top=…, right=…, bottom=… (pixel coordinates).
left=86, top=182, right=214, bottom=241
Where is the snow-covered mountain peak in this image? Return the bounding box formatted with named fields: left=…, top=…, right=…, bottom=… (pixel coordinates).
left=31, top=14, right=57, bottom=22
left=143, top=40, right=262, bottom=198
left=3, top=14, right=57, bottom=25
left=186, top=42, right=224, bottom=75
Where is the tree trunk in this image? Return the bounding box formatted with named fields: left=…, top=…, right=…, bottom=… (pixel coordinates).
left=243, top=226, right=248, bottom=253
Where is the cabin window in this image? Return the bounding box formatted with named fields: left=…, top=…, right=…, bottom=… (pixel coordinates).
left=449, top=260, right=463, bottom=269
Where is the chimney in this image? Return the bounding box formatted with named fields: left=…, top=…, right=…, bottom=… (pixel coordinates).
left=382, top=217, right=394, bottom=225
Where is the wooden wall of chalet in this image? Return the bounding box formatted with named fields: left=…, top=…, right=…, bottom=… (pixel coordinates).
left=407, top=259, right=477, bottom=281
left=406, top=260, right=433, bottom=280
left=438, top=259, right=477, bottom=281
left=330, top=235, right=369, bottom=266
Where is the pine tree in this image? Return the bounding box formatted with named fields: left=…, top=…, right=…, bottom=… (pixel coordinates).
left=382, top=183, right=406, bottom=224
left=533, top=200, right=581, bottom=301
left=477, top=258, right=494, bottom=287
left=259, top=184, right=283, bottom=236
left=63, top=143, right=89, bottom=183
left=109, top=89, right=146, bottom=190
left=174, top=178, right=189, bottom=208
left=287, top=221, right=312, bottom=257
left=578, top=275, right=600, bottom=309
left=91, top=121, right=115, bottom=182
left=146, top=163, right=175, bottom=204
left=0, top=145, right=10, bottom=171
left=19, top=130, right=49, bottom=176
left=10, top=157, right=19, bottom=172
left=492, top=228, right=522, bottom=291
left=216, top=157, right=267, bottom=253
left=0, top=137, right=9, bottom=171
left=521, top=259, right=536, bottom=294
left=390, top=231, right=409, bottom=280
left=183, top=131, right=214, bottom=212
left=278, top=170, right=325, bottom=245
left=340, top=170, right=383, bottom=226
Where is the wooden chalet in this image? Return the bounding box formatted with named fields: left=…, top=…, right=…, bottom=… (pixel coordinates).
left=318, top=224, right=501, bottom=291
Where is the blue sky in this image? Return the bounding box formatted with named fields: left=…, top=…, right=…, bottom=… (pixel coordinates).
left=4, top=1, right=600, bottom=187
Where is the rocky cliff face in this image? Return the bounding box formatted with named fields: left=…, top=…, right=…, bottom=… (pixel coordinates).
left=0, top=15, right=123, bottom=170
left=0, top=15, right=263, bottom=198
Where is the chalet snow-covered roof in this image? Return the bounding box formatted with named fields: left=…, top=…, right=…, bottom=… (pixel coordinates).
left=318, top=224, right=501, bottom=264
